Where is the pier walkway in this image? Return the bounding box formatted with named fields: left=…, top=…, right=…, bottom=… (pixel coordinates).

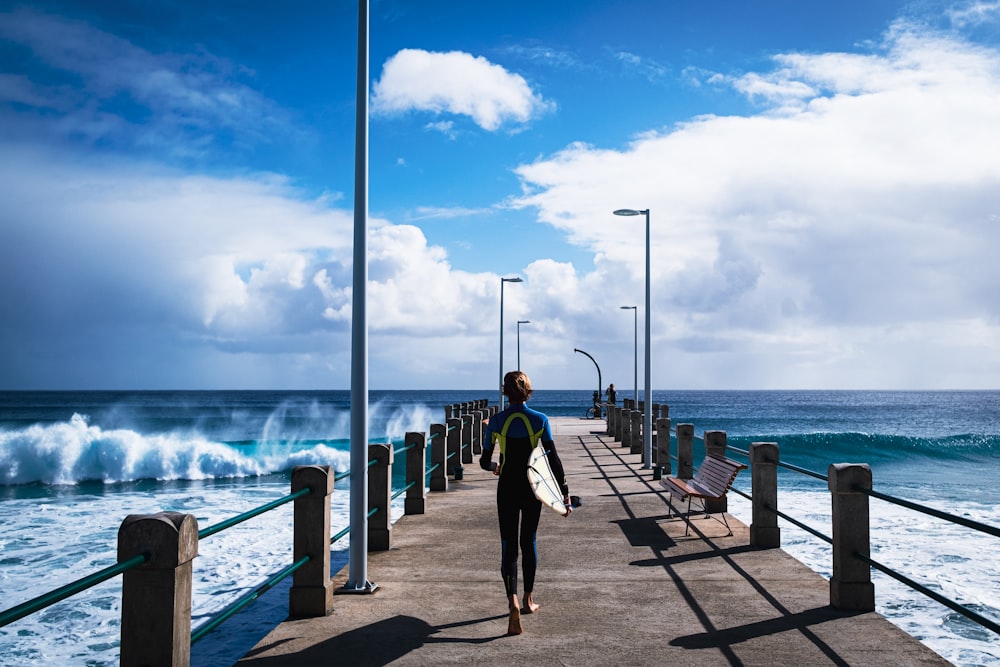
left=237, top=417, right=948, bottom=666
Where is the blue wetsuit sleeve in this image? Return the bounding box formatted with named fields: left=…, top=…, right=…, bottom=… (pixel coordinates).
left=544, top=438, right=570, bottom=497
left=480, top=422, right=496, bottom=471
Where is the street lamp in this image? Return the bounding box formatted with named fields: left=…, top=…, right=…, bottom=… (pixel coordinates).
left=573, top=348, right=602, bottom=401
left=499, top=276, right=523, bottom=408
left=620, top=306, right=638, bottom=404
left=517, top=320, right=531, bottom=370
left=614, top=208, right=652, bottom=469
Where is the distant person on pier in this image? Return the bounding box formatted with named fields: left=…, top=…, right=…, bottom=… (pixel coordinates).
left=606, top=383, right=617, bottom=405
left=481, top=370, right=571, bottom=636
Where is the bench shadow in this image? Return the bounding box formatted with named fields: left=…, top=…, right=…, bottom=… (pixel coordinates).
left=670, top=606, right=867, bottom=649
left=613, top=516, right=677, bottom=550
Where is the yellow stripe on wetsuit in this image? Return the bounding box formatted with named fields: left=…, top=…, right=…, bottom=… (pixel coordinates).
left=492, top=412, right=544, bottom=475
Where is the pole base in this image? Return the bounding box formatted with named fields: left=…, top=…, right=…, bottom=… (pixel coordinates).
left=337, top=580, right=379, bottom=595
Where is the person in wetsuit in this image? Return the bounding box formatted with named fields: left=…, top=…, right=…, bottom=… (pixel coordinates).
left=480, top=370, right=571, bottom=636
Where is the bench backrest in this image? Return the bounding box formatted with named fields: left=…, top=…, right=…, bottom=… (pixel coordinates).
left=694, top=455, right=747, bottom=497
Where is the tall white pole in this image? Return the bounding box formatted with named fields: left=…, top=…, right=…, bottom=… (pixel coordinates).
left=615, top=208, right=653, bottom=470
left=643, top=209, right=652, bottom=469
left=621, top=305, right=637, bottom=404
left=517, top=320, right=530, bottom=370
left=499, top=278, right=505, bottom=408
left=346, top=0, right=374, bottom=593
left=499, top=277, right=522, bottom=407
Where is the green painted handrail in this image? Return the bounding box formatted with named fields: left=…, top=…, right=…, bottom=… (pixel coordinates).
left=331, top=507, right=378, bottom=544
left=391, top=479, right=416, bottom=501
left=199, top=487, right=311, bottom=540
left=0, top=552, right=148, bottom=629
left=191, top=554, right=311, bottom=644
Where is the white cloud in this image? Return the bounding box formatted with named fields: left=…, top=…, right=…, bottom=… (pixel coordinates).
left=511, top=22, right=1000, bottom=389
left=371, top=48, right=552, bottom=131
left=947, top=0, right=1000, bottom=27
left=0, top=147, right=500, bottom=388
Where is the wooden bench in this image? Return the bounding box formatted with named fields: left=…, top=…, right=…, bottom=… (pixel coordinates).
left=660, top=454, right=747, bottom=535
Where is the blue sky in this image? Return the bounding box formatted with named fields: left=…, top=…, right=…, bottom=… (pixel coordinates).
left=2, top=0, right=1000, bottom=391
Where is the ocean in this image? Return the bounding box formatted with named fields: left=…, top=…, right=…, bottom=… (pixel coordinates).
left=1, top=389, right=998, bottom=666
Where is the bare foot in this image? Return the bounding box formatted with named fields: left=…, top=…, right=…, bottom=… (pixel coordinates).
left=507, top=607, right=523, bottom=635
left=523, top=595, right=540, bottom=614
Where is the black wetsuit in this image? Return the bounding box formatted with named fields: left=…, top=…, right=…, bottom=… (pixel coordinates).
left=480, top=404, right=569, bottom=598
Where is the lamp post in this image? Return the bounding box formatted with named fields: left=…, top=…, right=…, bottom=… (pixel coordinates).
left=614, top=208, right=652, bottom=469
left=517, top=320, right=531, bottom=370
left=346, top=0, right=376, bottom=594
left=499, top=276, right=523, bottom=408
left=573, top=348, right=602, bottom=402
left=620, top=305, right=637, bottom=404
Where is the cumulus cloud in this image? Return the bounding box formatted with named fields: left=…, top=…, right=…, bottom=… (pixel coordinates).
left=512, top=21, right=1000, bottom=388
left=0, top=147, right=502, bottom=388
left=371, top=49, right=552, bottom=130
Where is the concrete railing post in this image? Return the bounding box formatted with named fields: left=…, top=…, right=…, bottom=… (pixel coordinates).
left=118, top=511, right=198, bottom=667
left=472, top=409, right=485, bottom=455
left=703, top=431, right=728, bottom=514
left=429, top=423, right=448, bottom=492
left=614, top=406, right=625, bottom=442
left=460, top=414, right=474, bottom=465
left=446, top=417, right=461, bottom=478
left=607, top=404, right=616, bottom=436
left=630, top=411, right=642, bottom=455
left=828, top=463, right=875, bottom=611
left=404, top=431, right=427, bottom=515
left=676, top=424, right=694, bottom=479
left=368, top=443, right=393, bottom=552
left=749, top=443, right=780, bottom=549
left=656, top=418, right=671, bottom=474
left=289, top=465, right=334, bottom=618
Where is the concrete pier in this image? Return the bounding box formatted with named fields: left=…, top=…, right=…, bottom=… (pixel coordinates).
left=237, top=418, right=947, bottom=666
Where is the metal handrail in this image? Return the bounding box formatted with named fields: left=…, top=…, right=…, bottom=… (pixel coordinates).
left=0, top=552, right=149, bottom=628
left=858, top=550, right=1000, bottom=635
left=392, top=480, right=416, bottom=501
left=199, top=487, right=311, bottom=540
left=332, top=507, right=378, bottom=544
left=191, top=555, right=311, bottom=644
left=862, top=486, right=1000, bottom=539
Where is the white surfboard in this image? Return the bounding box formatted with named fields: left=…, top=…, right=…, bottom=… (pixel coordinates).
left=527, top=446, right=568, bottom=516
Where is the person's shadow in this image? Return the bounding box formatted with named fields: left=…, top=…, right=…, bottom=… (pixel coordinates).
left=239, top=613, right=509, bottom=666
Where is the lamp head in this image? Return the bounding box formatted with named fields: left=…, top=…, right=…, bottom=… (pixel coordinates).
left=613, top=208, right=641, bottom=216
left=620, top=305, right=636, bottom=310
left=502, top=276, right=523, bottom=283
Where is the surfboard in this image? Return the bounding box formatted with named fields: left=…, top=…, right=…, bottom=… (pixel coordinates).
left=527, top=445, right=568, bottom=515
